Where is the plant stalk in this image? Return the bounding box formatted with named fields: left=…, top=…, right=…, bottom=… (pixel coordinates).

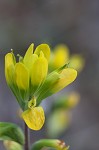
left=24, top=123, right=29, bottom=150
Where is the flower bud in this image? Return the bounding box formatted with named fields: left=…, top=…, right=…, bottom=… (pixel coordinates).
left=5, top=52, right=15, bottom=85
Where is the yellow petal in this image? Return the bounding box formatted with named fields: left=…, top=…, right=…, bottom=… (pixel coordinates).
left=22, top=107, right=45, bottom=130
left=24, top=43, right=34, bottom=66
left=31, top=51, right=48, bottom=87
left=52, top=68, right=77, bottom=93
left=52, top=44, right=69, bottom=69
left=34, top=44, right=50, bottom=61
left=25, top=54, right=38, bottom=74
left=15, top=63, right=29, bottom=90
left=5, top=53, right=15, bottom=85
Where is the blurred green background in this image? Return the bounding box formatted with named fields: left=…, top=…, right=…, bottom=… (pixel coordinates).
left=0, top=0, right=99, bottom=150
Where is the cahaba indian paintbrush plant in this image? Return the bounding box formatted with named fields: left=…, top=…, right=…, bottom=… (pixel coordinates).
left=0, top=43, right=77, bottom=150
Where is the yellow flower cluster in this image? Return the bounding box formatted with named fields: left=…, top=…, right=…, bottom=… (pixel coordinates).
left=49, top=44, right=85, bottom=72
left=5, top=43, right=77, bottom=130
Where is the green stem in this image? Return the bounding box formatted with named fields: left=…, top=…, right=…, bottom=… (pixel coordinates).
left=24, top=123, right=29, bottom=150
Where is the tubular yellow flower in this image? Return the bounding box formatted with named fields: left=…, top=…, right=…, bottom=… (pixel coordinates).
left=30, top=51, right=48, bottom=88
left=22, top=106, right=45, bottom=130
left=5, top=52, right=15, bottom=85
left=15, top=63, right=29, bottom=91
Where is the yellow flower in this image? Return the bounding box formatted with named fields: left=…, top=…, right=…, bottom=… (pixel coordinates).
left=49, top=44, right=85, bottom=73
left=69, top=54, right=85, bottom=72
left=23, top=44, right=49, bottom=94
left=5, top=43, right=77, bottom=130
left=5, top=44, right=49, bottom=108
left=49, top=44, right=69, bottom=71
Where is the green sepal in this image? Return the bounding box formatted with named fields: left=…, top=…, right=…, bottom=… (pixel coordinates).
left=9, top=83, right=27, bottom=110
left=35, top=63, right=69, bottom=105
left=56, top=63, right=69, bottom=73
left=35, top=71, right=60, bottom=105
left=0, top=122, right=25, bottom=145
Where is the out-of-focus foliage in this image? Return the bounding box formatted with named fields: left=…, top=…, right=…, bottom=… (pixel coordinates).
left=46, top=92, right=80, bottom=138
left=46, top=44, right=83, bottom=138
left=47, top=109, right=71, bottom=138
left=3, top=140, right=22, bottom=150
left=0, top=122, right=24, bottom=145
left=69, top=54, right=85, bottom=73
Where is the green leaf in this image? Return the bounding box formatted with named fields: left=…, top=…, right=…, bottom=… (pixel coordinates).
left=0, top=122, right=25, bottom=145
